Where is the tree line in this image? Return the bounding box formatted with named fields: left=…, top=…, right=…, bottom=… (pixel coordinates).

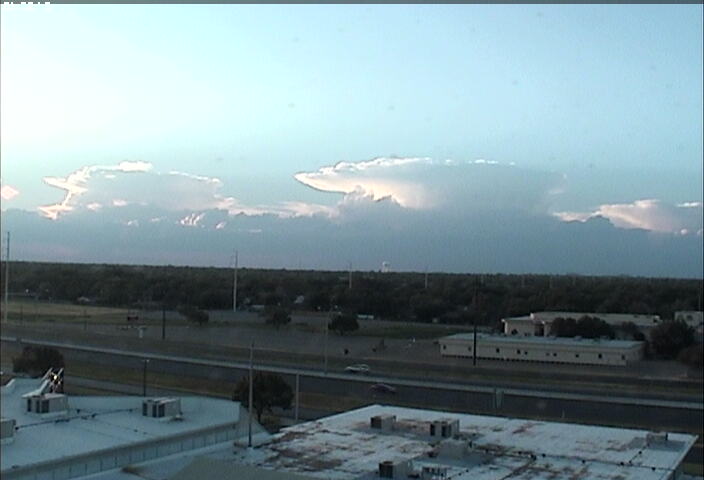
left=3, top=261, right=702, bottom=328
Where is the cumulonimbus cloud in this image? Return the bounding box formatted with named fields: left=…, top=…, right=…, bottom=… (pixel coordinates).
left=37, top=160, right=334, bottom=222
left=294, top=157, right=564, bottom=214
left=555, top=199, right=703, bottom=235
left=39, top=161, right=153, bottom=220
left=1, top=184, right=20, bottom=201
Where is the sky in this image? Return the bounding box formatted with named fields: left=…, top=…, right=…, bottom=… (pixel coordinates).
left=1, top=4, right=702, bottom=277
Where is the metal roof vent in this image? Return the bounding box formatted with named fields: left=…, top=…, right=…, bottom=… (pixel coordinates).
left=1, top=418, right=16, bottom=445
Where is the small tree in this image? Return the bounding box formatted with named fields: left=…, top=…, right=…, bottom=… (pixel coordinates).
left=575, top=316, right=615, bottom=339
left=177, top=305, right=209, bottom=326
left=329, top=313, right=359, bottom=335
left=550, top=317, right=577, bottom=337
left=650, top=320, right=695, bottom=359
left=232, top=372, right=293, bottom=422
left=13, top=346, right=64, bottom=376
left=678, top=344, right=703, bottom=371
left=265, top=308, right=291, bottom=329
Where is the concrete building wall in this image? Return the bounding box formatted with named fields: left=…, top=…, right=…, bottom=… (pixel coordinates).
left=2, top=424, right=239, bottom=480
left=440, top=337, right=642, bottom=366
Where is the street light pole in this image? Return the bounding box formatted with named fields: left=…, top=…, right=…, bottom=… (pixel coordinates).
left=248, top=341, right=253, bottom=448
left=142, top=359, right=150, bottom=397
left=324, top=318, right=329, bottom=375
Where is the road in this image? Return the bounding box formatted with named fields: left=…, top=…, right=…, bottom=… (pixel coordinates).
left=4, top=336, right=701, bottom=467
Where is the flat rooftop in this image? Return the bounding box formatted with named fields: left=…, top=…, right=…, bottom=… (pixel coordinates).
left=0, top=378, right=240, bottom=471
left=442, top=333, right=643, bottom=348
left=229, top=404, right=696, bottom=480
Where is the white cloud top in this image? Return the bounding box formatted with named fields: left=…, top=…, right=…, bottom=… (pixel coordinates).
left=1, top=185, right=20, bottom=201
left=294, top=157, right=563, bottom=214
left=555, top=199, right=703, bottom=235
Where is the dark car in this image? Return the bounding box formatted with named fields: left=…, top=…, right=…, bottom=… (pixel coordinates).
left=370, top=383, right=396, bottom=395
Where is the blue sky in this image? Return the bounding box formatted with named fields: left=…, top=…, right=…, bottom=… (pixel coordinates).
left=1, top=4, right=702, bottom=276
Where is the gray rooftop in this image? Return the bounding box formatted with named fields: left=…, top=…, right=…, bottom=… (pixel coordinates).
left=228, top=404, right=695, bottom=480
left=1, top=378, right=241, bottom=472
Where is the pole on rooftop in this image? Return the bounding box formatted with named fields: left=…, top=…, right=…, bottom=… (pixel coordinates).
left=248, top=341, right=254, bottom=447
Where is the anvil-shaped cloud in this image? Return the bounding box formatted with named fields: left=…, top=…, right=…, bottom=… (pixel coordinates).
left=555, top=199, right=703, bottom=236
left=295, top=157, right=564, bottom=215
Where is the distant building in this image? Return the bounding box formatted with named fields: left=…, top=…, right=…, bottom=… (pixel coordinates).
left=674, top=311, right=704, bottom=333
left=439, top=333, right=644, bottom=366
left=502, top=311, right=661, bottom=337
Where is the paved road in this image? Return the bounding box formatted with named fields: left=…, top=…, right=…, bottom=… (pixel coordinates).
left=8, top=337, right=701, bottom=467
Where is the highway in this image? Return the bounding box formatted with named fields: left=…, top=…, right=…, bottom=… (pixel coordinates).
left=4, top=336, right=701, bottom=467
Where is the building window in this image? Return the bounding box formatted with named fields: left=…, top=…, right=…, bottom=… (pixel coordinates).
left=524, top=351, right=528, bottom=355
left=468, top=347, right=472, bottom=352
left=546, top=352, right=550, bottom=356
left=496, top=348, right=500, bottom=353
left=598, top=353, right=603, bottom=359
left=517, top=349, right=521, bottom=354
left=575, top=353, right=580, bottom=358
left=621, top=355, right=625, bottom=360
left=442, top=345, right=446, bottom=350
left=553, top=353, right=557, bottom=357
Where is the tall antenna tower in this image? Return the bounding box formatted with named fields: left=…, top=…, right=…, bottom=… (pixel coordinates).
left=232, top=250, right=238, bottom=312
left=3, top=231, right=9, bottom=324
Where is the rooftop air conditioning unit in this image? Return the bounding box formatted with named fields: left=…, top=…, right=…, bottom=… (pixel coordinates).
left=421, top=465, right=449, bottom=479
left=1, top=418, right=16, bottom=445
left=646, top=432, right=669, bottom=445
left=142, top=398, right=181, bottom=419
left=429, top=419, right=460, bottom=438
left=371, top=414, right=396, bottom=432
left=26, top=393, right=68, bottom=415
left=378, top=459, right=411, bottom=479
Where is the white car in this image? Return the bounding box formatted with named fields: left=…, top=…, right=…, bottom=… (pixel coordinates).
left=345, top=364, right=370, bottom=374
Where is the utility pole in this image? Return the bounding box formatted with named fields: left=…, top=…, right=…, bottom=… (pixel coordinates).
left=473, top=289, right=479, bottom=367
left=248, top=341, right=253, bottom=448
left=3, top=231, right=9, bottom=324
left=161, top=303, right=166, bottom=340
left=142, top=359, right=150, bottom=397
left=294, top=374, right=300, bottom=422
left=233, top=250, right=238, bottom=313
left=324, top=317, right=329, bottom=375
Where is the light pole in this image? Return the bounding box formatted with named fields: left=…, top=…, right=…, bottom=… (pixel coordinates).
left=142, top=359, right=150, bottom=397
left=248, top=341, right=253, bottom=448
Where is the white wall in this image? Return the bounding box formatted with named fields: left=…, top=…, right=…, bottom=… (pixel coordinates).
left=440, top=338, right=642, bottom=366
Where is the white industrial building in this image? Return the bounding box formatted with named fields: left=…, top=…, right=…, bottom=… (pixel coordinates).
left=223, top=404, right=697, bottom=480
left=675, top=311, right=704, bottom=333
left=0, top=376, right=267, bottom=480
left=2, top=377, right=697, bottom=480
left=502, top=311, right=662, bottom=337
left=439, top=333, right=644, bottom=365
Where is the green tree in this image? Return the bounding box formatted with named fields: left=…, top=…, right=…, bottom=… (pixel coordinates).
left=13, top=346, right=65, bottom=376
left=177, top=305, right=209, bottom=326
left=265, top=307, right=291, bottom=329
left=650, top=320, right=695, bottom=359
left=677, top=344, right=703, bottom=370
left=329, top=313, right=359, bottom=335
left=232, top=372, right=293, bottom=422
